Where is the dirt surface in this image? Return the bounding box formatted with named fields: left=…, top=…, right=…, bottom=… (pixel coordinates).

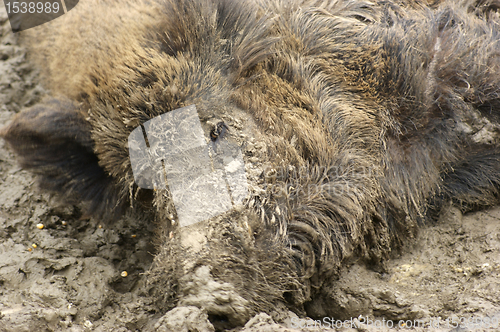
left=1, top=3, right=500, bottom=331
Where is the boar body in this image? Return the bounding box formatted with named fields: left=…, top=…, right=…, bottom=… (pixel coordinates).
left=2, top=0, right=500, bottom=328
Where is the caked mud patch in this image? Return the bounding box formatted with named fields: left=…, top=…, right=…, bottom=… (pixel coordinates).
left=1, top=3, right=500, bottom=331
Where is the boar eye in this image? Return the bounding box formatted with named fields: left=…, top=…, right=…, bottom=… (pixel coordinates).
left=210, top=121, right=229, bottom=141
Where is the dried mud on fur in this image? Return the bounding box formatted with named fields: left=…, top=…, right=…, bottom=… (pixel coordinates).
left=1, top=1, right=500, bottom=332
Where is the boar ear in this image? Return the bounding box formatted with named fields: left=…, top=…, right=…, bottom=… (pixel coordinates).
left=0, top=98, right=125, bottom=220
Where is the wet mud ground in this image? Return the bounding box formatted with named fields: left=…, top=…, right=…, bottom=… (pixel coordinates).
left=1, top=3, right=500, bottom=331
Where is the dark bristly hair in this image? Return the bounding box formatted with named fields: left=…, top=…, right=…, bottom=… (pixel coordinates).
left=1, top=0, right=499, bottom=327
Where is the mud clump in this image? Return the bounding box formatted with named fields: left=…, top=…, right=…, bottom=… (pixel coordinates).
left=1, top=0, right=500, bottom=331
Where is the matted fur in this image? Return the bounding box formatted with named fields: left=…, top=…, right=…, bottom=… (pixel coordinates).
left=2, top=0, right=500, bottom=327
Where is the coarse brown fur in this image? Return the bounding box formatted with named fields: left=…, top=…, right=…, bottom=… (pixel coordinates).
left=2, top=0, right=500, bottom=328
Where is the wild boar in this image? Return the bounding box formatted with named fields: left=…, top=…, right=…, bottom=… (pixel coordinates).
left=2, top=0, right=500, bottom=328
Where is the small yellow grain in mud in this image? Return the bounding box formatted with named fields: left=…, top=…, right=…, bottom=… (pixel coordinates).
left=121, top=271, right=128, bottom=277
left=131, top=234, right=137, bottom=238
left=61, top=221, right=67, bottom=226
left=32, top=244, right=37, bottom=249
left=36, top=223, right=44, bottom=230
left=28, top=248, right=32, bottom=252
left=98, top=225, right=103, bottom=229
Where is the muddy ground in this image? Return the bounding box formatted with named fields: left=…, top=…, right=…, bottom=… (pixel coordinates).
left=1, top=3, right=500, bottom=331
